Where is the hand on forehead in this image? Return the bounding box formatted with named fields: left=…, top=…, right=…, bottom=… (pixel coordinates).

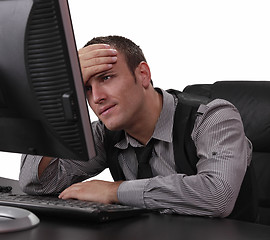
left=78, top=44, right=118, bottom=85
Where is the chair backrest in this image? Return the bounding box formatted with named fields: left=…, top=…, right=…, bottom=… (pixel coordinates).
left=184, top=81, right=270, bottom=225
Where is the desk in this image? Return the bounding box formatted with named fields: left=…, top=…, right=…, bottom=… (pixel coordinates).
left=1, top=177, right=270, bottom=240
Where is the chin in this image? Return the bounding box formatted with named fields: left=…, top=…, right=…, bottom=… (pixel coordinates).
left=103, top=121, right=123, bottom=132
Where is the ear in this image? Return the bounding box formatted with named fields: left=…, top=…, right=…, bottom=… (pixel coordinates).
left=135, top=61, right=152, bottom=88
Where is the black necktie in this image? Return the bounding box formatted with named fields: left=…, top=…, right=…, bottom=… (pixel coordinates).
left=135, top=139, right=155, bottom=179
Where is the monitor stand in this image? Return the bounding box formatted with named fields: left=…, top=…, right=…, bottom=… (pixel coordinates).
left=0, top=206, right=39, bottom=233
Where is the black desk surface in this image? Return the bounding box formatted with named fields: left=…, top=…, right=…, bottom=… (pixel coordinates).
left=1, top=177, right=270, bottom=240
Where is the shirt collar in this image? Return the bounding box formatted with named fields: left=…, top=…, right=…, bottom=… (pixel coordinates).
left=115, top=88, right=176, bottom=150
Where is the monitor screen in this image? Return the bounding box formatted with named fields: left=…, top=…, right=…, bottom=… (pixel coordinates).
left=0, top=0, right=96, bottom=161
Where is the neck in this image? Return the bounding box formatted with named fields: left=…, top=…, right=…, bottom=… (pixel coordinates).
left=126, top=88, right=163, bottom=145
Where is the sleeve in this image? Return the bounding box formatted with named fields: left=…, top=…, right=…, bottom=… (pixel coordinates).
left=118, top=99, right=253, bottom=218
left=19, top=121, right=109, bottom=195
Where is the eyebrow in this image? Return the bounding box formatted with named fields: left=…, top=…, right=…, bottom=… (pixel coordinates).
left=86, top=70, right=115, bottom=86
left=95, top=70, right=114, bottom=80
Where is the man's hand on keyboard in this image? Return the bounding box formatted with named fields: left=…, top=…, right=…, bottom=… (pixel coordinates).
left=58, top=180, right=123, bottom=204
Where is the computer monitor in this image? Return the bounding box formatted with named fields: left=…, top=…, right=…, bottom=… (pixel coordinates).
left=0, top=0, right=96, bottom=161
left=0, top=0, right=98, bottom=233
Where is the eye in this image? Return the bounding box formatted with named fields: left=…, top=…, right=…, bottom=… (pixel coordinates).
left=85, top=85, right=92, bottom=92
left=102, top=75, right=111, bottom=81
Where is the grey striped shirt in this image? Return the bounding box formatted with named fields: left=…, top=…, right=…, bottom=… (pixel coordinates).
left=19, top=89, right=252, bottom=218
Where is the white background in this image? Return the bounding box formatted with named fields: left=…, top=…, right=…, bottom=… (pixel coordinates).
left=1, top=0, right=270, bottom=180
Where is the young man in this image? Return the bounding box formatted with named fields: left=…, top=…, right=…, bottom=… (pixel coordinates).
left=19, top=36, right=252, bottom=218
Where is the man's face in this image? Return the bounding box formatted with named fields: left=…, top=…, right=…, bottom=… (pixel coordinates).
left=86, top=52, right=145, bottom=131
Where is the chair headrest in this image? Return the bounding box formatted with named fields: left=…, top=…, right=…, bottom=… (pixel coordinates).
left=185, top=81, right=270, bottom=152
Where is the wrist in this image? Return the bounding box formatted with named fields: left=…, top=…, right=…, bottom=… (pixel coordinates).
left=110, top=181, right=123, bottom=203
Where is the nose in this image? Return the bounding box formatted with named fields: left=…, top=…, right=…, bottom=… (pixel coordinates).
left=91, top=83, right=106, bottom=104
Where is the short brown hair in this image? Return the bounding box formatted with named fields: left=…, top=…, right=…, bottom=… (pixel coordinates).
left=84, top=35, right=147, bottom=77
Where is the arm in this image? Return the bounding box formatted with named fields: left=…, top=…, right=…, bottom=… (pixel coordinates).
left=117, top=100, right=252, bottom=217
left=19, top=121, right=108, bottom=195
left=38, top=156, right=53, bottom=178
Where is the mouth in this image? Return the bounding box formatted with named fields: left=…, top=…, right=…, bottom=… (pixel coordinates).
left=98, top=104, right=116, bottom=117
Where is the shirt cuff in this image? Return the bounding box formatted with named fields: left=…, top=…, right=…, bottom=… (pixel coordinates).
left=117, top=179, right=150, bottom=208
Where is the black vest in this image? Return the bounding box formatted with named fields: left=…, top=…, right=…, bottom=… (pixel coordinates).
left=104, top=89, right=258, bottom=222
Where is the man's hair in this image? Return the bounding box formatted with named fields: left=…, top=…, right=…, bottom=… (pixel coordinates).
left=84, top=35, right=147, bottom=77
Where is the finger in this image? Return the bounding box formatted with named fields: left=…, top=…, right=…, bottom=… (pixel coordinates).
left=79, top=49, right=117, bottom=72
left=58, top=184, right=80, bottom=199
left=78, top=44, right=111, bottom=54
left=81, top=56, right=117, bottom=69
left=79, top=44, right=117, bottom=64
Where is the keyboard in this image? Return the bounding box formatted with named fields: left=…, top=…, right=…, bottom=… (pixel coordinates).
left=0, top=192, right=148, bottom=222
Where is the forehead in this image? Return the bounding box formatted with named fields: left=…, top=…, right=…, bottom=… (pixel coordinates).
left=114, top=50, right=128, bottom=66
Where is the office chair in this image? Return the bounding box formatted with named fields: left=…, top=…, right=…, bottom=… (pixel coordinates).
left=184, top=81, right=270, bottom=225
